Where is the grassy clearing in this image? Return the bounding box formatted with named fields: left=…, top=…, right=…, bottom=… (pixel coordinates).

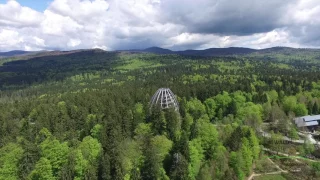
left=270, top=63, right=292, bottom=70
left=0, top=57, right=16, bottom=66
left=214, top=61, right=241, bottom=72
left=115, top=58, right=162, bottom=70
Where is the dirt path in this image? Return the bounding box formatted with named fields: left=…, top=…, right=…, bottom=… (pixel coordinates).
left=267, top=157, right=287, bottom=172
left=248, top=171, right=284, bottom=180
left=263, top=147, right=319, bottom=162
left=247, top=157, right=288, bottom=180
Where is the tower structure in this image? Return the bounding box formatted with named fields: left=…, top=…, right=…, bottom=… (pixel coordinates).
left=150, top=88, right=179, bottom=111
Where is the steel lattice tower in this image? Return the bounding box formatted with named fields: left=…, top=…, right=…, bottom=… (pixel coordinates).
left=150, top=88, right=179, bottom=111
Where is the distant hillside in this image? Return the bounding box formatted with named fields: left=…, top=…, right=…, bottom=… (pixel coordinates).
left=2, top=47, right=320, bottom=60
left=123, top=47, right=173, bottom=54
left=126, top=46, right=320, bottom=56
left=125, top=47, right=258, bottom=56
left=143, top=47, right=173, bottom=54
left=0, top=49, right=107, bottom=62
left=177, top=47, right=257, bottom=56
left=0, top=50, right=32, bottom=57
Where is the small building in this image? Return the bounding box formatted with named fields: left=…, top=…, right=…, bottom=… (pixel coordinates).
left=294, top=115, right=320, bottom=131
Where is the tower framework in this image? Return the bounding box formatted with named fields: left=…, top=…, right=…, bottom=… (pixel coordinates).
left=150, top=88, right=179, bottom=111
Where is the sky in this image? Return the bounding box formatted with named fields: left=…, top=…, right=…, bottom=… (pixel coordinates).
left=0, top=0, right=319, bottom=51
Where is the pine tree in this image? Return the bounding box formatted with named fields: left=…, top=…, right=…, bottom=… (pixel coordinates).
left=308, top=101, right=314, bottom=115
left=313, top=102, right=319, bottom=115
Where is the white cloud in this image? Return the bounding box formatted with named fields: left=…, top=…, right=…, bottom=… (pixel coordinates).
left=164, top=33, right=220, bottom=50
left=0, top=0, right=44, bottom=27
left=0, top=29, right=22, bottom=47
left=41, top=10, right=83, bottom=36
left=253, top=30, right=289, bottom=45
left=48, top=0, right=109, bottom=25
left=34, top=37, right=45, bottom=47
left=67, top=38, right=81, bottom=47
left=291, top=0, right=320, bottom=24
left=0, top=0, right=320, bottom=51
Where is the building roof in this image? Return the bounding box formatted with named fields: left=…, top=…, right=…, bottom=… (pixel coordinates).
left=303, top=115, right=320, bottom=122
left=305, top=121, right=319, bottom=126
left=295, top=114, right=320, bottom=127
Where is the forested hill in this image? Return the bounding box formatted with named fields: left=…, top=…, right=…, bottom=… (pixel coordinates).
left=2, top=46, right=320, bottom=58
left=125, top=46, right=320, bottom=56
left=0, top=50, right=33, bottom=57
left=123, top=46, right=256, bottom=56
left=1, top=47, right=320, bottom=90
left=1, top=48, right=320, bottom=179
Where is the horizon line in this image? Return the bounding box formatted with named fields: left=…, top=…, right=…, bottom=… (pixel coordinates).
left=2, top=46, right=320, bottom=53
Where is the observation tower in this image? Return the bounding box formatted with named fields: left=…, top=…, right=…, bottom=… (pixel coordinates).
left=150, top=88, right=179, bottom=111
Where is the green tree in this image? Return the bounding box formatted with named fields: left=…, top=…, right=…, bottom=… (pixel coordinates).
left=188, top=139, right=204, bottom=180
left=267, top=90, right=278, bottom=103
left=169, top=153, right=189, bottom=180
left=28, top=158, right=55, bottom=180
left=211, top=145, right=229, bottom=179
left=182, top=113, right=193, bottom=134
left=196, top=164, right=212, bottom=180
left=150, top=135, right=173, bottom=161
left=74, top=136, right=102, bottom=180
left=78, top=136, right=101, bottom=165
left=248, top=130, right=260, bottom=160
left=90, top=124, right=102, bottom=140
left=312, top=162, right=320, bottom=177
left=237, top=102, right=263, bottom=129
left=85, top=114, right=98, bottom=136
left=118, top=139, right=143, bottom=180
left=303, top=140, right=315, bottom=155
left=214, top=91, right=232, bottom=116
left=294, top=103, right=308, bottom=116
left=18, top=139, right=40, bottom=180
left=164, top=108, right=181, bottom=141
left=38, top=128, right=69, bottom=176
left=186, top=98, right=206, bottom=120
left=308, top=101, right=314, bottom=115
left=288, top=128, right=299, bottom=140
left=133, top=103, right=145, bottom=130
left=74, top=150, right=88, bottom=180
left=312, top=101, right=319, bottom=114
left=229, top=151, right=244, bottom=180
left=0, top=143, right=24, bottom=180
left=230, top=92, right=247, bottom=115
left=142, top=135, right=173, bottom=180
left=240, top=138, right=253, bottom=176
left=283, top=96, right=297, bottom=113
left=150, top=108, right=167, bottom=135
left=204, top=98, right=217, bottom=120
left=194, top=115, right=219, bottom=157
left=262, top=102, right=272, bottom=121
left=134, top=123, right=153, bottom=146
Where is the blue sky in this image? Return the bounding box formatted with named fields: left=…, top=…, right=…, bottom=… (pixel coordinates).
left=0, top=0, right=50, bottom=11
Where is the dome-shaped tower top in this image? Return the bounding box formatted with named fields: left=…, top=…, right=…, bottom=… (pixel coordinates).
left=150, top=88, right=179, bottom=111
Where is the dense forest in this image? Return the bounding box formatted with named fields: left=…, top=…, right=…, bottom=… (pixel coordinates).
left=1, top=48, right=320, bottom=179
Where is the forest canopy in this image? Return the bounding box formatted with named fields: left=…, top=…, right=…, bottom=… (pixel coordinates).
left=0, top=48, right=320, bottom=179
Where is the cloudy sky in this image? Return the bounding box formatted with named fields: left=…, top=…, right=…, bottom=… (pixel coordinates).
left=0, top=0, right=319, bottom=51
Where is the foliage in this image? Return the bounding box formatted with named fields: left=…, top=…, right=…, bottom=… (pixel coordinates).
left=28, top=158, right=55, bottom=180
left=0, top=49, right=319, bottom=179
left=0, top=143, right=24, bottom=180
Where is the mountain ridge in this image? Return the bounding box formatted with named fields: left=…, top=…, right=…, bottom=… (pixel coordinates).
left=0, top=50, right=34, bottom=57
left=2, top=46, right=320, bottom=58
